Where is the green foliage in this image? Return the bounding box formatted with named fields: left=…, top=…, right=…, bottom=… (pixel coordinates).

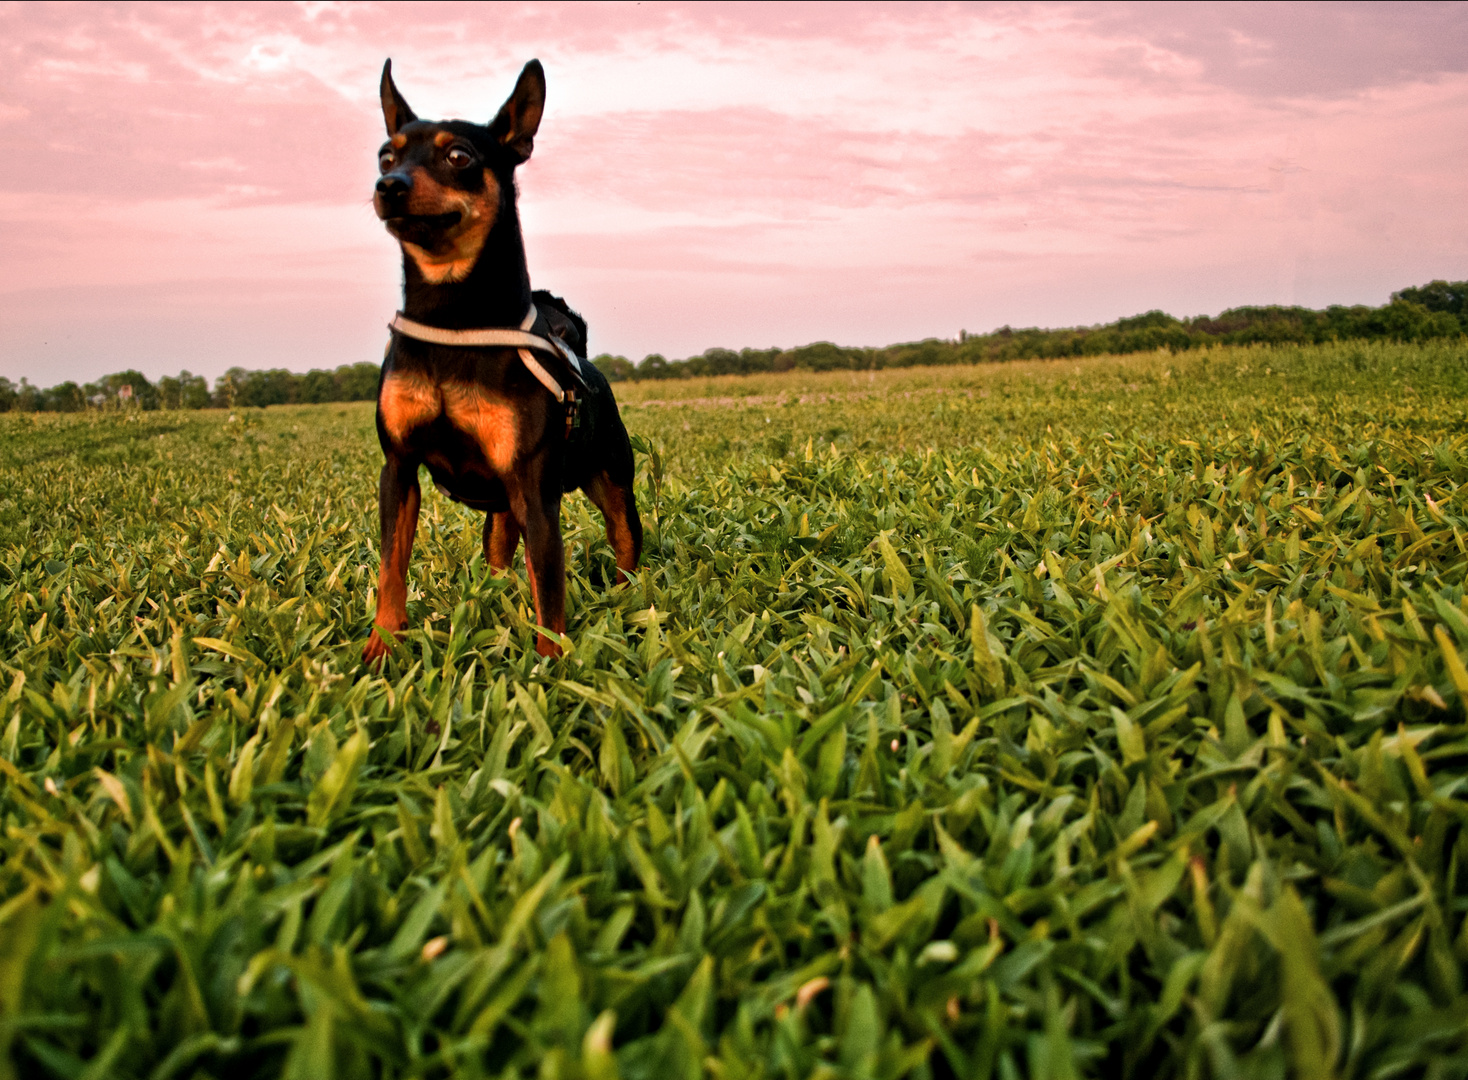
left=212, top=364, right=382, bottom=409
left=627, top=282, right=1466, bottom=380
left=6, top=280, right=1464, bottom=412
left=1394, top=280, right=1468, bottom=318
left=593, top=356, right=638, bottom=383
left=157, top=372, right=213, bottom=412
left=3, top=339, right=1468, bottom=1078
left=0, top=363, right=381, bottom=415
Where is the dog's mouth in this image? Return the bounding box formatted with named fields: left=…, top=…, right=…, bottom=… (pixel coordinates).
left=382, top=211, right=464, bottom=241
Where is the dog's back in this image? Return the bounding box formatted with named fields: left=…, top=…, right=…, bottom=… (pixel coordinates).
left=532, top=290, right=588, bottom=359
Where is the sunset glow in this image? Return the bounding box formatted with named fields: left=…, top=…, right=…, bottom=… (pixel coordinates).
left=1, top=1, right=1465, bottom=383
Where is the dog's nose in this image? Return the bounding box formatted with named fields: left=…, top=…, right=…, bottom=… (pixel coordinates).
left=376, top=173, right=411, bottom=200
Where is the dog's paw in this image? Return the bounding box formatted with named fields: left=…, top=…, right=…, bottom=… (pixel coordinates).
left=363, top=630, right=392, bottom=666
left=535, top=634, right=563, bottom=659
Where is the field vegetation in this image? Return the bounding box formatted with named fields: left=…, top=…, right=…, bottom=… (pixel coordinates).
left=3, top=338, right=1468, bottom=1078
left=614, top=280, right=1467, bottom=382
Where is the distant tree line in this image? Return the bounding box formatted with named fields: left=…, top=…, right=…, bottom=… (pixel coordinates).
left=0, top=363, right=381, bottom=413
left=591, top=278, right=1468, bottom=381
left=1, top=280, right=1462, bottom=410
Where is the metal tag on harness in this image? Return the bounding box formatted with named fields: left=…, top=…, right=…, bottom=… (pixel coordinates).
left=564, top=386, right=581, bottom=441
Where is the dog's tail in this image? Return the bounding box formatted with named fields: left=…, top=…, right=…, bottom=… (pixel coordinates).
left=532, top=289, right=588, bottom=359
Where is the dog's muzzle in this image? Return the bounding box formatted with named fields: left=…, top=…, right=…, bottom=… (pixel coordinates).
left=375, top=174, right=465, bottom=241
left=381, top=210, right=463, bottom=238
left=374, top=172, right=412, bottom=216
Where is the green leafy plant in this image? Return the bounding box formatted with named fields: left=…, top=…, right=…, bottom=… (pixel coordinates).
left=2, top=338, right=1468, bottom=1078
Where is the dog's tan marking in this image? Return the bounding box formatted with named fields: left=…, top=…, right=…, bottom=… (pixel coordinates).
left=433, top=131, right=455, bottom=147
left=390, top=134, right=407, bottom=149
left=379, top=372, right=440, bottom=445
left=400, top=170, right=500, bottom=284
left=442, top=381, right=519, bottom=472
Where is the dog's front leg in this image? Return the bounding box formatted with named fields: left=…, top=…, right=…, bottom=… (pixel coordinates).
left=517, top=486, right=566, bottom=658
left=365, top=455, right=421, bottom=663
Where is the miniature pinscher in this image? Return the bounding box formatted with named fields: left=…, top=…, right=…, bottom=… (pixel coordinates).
left=365, top=59, right=642, bottom=663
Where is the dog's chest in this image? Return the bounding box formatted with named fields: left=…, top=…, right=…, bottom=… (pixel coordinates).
left=379, top=373, right=518, bottom=471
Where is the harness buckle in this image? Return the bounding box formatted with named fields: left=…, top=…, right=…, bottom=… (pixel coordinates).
left=564, top=388, right=580, bottom=440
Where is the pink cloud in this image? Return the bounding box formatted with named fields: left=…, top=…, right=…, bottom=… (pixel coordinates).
left=0, top=2, right=1464, bottom=383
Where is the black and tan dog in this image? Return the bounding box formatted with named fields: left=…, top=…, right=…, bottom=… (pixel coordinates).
left=365, top=59, right=641, bottom=663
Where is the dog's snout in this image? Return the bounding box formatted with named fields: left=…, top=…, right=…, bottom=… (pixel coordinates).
left=376, top=173, right=412, bottom=200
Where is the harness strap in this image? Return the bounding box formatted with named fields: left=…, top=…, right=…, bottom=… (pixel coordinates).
left=389, top=306, right=582, bottom=440
left=389, top=308, right=557, bottom=350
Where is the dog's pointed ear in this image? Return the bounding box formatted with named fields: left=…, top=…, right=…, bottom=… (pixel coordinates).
left=488, top=60, right=545, bottom=163
left=381, top=59, right=417, bottom=137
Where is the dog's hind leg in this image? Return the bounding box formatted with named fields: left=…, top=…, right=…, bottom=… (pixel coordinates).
left=484, top=511, right=521, bottom=572
left=585, top=470, right=643, bottom=582
left=365, top=455, right=422, bottom=664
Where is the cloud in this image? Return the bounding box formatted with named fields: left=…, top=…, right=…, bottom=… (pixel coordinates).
left=1081, top=1, right=1468, bottom=97
left=0, top=1, right=1464, bottom=382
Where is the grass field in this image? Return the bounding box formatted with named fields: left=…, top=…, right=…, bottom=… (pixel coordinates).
left=3, top=338, right=1468, bottom=1079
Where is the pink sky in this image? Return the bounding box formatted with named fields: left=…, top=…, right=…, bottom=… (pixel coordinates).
left=1, top=1, right=1465, bottom=384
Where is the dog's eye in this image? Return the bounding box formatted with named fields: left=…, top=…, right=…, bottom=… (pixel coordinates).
left=378, top=151, right=394, bottom=172
left=446, top=147, right=474, bottom=169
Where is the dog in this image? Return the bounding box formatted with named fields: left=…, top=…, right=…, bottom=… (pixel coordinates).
left=365, top=58, right=642, bottom=663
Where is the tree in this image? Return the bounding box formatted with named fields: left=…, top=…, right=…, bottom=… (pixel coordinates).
left=335, top=363, right=381, bottom=400
left=298, top=369, right=337, bottom=404
left=786, top=342, right=856, bottom=371
left=637, top=354, right=670, bottom=380
left=96, top=370, right=158, bottom=409
left=694, top=348, right=744, bottom=376
left=179, top=371, right=212, bottom=409
left=214, top=368, right=247, bottom=409
left=158, top=370, right=212, bottom=409
left=15, top=379, right=42, bottom=411
left=1393, top=280, right=1467, bottom=318
left=48, top=382, right=86, bottom=412
left=592, top=354, right=635, bottom=382
left=1115, top=310, right=1180, bottom=331
left=1366, top=299, right=1460, bottom=341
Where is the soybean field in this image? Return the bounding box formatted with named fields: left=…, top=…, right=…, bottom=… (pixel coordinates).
left=3, top=338, right=1468, bottom=1079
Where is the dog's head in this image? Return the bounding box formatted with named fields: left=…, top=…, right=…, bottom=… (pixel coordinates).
left=374, top=59, right=545, bottom=284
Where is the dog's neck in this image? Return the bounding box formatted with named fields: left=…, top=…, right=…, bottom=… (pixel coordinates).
left=399, top=201, right=532, bottom=330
